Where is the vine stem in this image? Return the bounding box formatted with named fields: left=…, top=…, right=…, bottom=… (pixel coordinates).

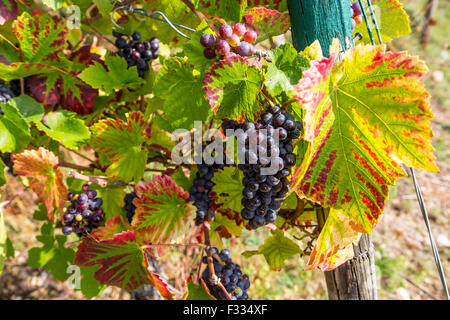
left=141, top=243, right=203, bottom=249
left=202, top=222, right=232, bottom=300
left=69, top=170, right=129, bottom=187
left=180, top=0, right=218, bottom=34
left=59, top=160, right=94, bottom=172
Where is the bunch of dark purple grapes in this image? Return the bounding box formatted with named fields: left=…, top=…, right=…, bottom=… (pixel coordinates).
left=201, top=247, right=250, bottom=300
left=63, top=184, right=104, bottom=236
left=0, top=80, right=15, bottom=115
left=351, top=1, right=363, bottom=31
left=113, top=31, right=160, bottom=78
left=200, top=23, right=257, bottom=59
left=123, top=192, right=137, bottom=223
left=188, top=141, right=234, bottom=225
left=222, top=105, right=302, bottom=230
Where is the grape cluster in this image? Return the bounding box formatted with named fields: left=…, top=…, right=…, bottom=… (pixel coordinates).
left=63, top=184, right=104, bottom=236
left=222, top=105, right=302, bottom=230
left=200, top=23, right=257, bottom=59
left=201, top=247, right=250, bottom=300
left=0, top=80, right=15, bottom=115
left=123, top=192, right=137, bottom=223
left=113, top=31, right=160, bottom=78
left=351, top=1, right=363, bottom=31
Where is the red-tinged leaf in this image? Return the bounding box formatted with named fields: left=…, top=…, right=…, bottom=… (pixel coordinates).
left=12, top=148, right=67, bottom=221
left=203, top=52, right=264, bottom=121
left=74, top=231, right=174, bottom=298
left=91, top=217, right=127, bottom=241
left=60, top=83, right=98, bottom=115
left=12, top=12, right=68, bottom=63
left=91, top=111, right=150, bottom=183
left=0, top=0, right=18, bottom=25
left=292, top=44, right=438, bottom=233
left=242, top=7, right=290, bottom=42
left=306, top=209, right=364, bottom=271
left=26, top=75, right=61, bottom=109
left=132, top=175, right=195, bottom=244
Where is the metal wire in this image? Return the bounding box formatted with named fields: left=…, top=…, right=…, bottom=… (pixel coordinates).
left=110, top=4, right=194, bottom=39
left=360, top=0, right=449, bottom=299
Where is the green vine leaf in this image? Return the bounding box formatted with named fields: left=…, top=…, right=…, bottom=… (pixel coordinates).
left=91, top=111, right=150, bottom=183
left=37, top=110, right=91, bottom=150
left=355, top=0, right=411, bottom=43
left=153, top=56, right=212, bottom=130
left=183, top=278, right=216, bottom=300
left=0, top=100, right=30, bottom=152
left=265, top=43, right=310, bottom=96
left=196, top=0, right=248, bottom=22
left=132, top=175, right=194, bottom=244
left=183, top=21, right=216, bottom=72
left=292, top=44, right=438, bottom=233
left=242, top=229, right=302, bottom=271
left=211, top=167, right=244, bottom=213
left=203, top=52, right=264, bottom=121
left=7, top=95, right=44, bottom=123
left=78, top=55, right=144, bottom=94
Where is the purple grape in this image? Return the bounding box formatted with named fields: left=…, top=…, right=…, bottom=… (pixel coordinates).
left=200, top=33, right=216, bottom=48
left=62, top=226, right=73, bottom=235
left=204, top=47, right=216, bottom=59
left=217, top=39, right=231, bottom=55
left=219, top=24, right=233, bottom=39
left=236, top=41, right=252, bottom=57
left=87, top=189, right=97, bottom=199
left=351, top=2, right=362, bottom=16
left=78, top=193, right=88, bottom=203
left=82, top=184, right=90, bottom=192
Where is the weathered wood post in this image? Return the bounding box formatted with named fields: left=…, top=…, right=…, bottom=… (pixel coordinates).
left=287, top=0, right=378, bottom=300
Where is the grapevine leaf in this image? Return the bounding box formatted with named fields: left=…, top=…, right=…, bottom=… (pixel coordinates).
left=355, top=0, right=411, bottom=43
left=78, top=55, right=144, bottom=94
left=183, top=278, right=216, bottom=300
left=0, top=101, right=30, bottom=152
left=37, top=110, right=91, bottom=150
left=7, top=95, right=44, bottom=123
left=74, top=230, right=174, bottom=298
left=242, top=229, right=302, bottom=271
left=40, top=0, right=65, bottom=10
left=210, top=210, right=244, bottom=247
left=203, top=52, right=264, bottom=121
left=13, top=147, right=68, bottom=221
left=306, top=209, right=362, bottom=271
left=292, top=44, right=438, bottom=233
left=183, top=21, right=216, bottom=72
left=0, top=159, right=5, bottom=186
left=91, top=111, right=149, bottom=183
left=0, top=202, right=7, bottom=274
left=196, top=0, right=248, bottom=22
left=211, top=167, right=244, bottom=212
left=132, top=175, right=194, bottom=244
left=78, top=265, right=107, bottom=299
left=153, top=56, right=212, bottom=130
left=0, top=36, right=20, bottom=63
left=0, top=0, right=18, bottom=25
left=265, top=43, right=310, bottom=96
left=0, top=62, right=62, bottom=81
left=242, top=7, right=290, bottom=43
left=94, top=187, right=126, bottom=222
left=28, top=222, right=75, bottom=281
left=93, top=0, right=114, bottom=16
left=12, top=12, right=68, bottom=63
left=91, top=216, right=127, bottom=241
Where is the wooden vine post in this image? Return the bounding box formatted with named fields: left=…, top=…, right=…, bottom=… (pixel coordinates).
left=287, top=0, right=378, bottom=300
